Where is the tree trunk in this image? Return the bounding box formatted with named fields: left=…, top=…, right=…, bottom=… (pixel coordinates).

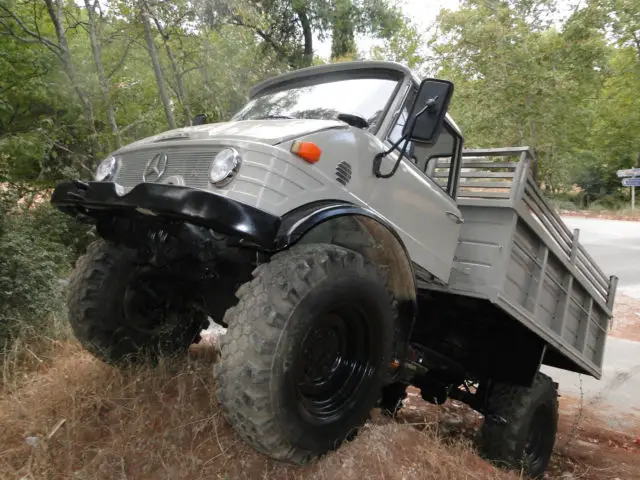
left=151, top=17, right=192, bottom=126
left=165, top=43, right=192, bottom=125
left=84, top=0, right=121, bottom=149
left=295, top=9, right=314, bottom=67
left=141, top=4, right=176, bottom=130
left=633, top=31, right=640, bottom=62
left=43, top=0, right=98, bottom=155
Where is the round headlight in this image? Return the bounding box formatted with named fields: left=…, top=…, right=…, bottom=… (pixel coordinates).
left=95, top=156, right=117, bottom=181
left=210, top=148, right=241, bottom=186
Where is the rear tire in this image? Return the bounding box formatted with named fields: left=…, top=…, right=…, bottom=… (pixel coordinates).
left=67, top=239, right=208, bottom=364
left=476, top=372, right=558, bottom=479
left=215, top=244, right=396, bottom=464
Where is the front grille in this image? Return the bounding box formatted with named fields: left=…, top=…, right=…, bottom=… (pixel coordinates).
left=114, top=147, right=220, bottom=189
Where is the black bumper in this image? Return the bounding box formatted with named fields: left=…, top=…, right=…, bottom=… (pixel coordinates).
left=51, top=181, right=282, bottom=247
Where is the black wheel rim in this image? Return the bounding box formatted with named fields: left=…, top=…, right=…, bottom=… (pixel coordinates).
left=523, top=405, right=554, bottom=474
left=293, top=304, right=377, bottom=424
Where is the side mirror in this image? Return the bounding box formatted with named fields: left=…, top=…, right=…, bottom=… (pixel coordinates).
left=402, top=78, right=454, bottom=144
left=192, top=114, right=207, bottom=126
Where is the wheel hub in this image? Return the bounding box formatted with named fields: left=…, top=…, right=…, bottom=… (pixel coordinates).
left=294, top=305, right=375, bottom=423
left=302, top=320, right=344, bottom=383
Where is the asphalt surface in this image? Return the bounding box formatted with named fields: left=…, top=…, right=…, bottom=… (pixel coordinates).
left=541, top=217, right=640, bottom=431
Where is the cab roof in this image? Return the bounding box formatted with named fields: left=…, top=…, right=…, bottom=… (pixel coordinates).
left=250, top=61, right=415, bottom=98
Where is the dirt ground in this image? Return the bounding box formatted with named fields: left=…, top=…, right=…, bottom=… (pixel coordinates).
left=1, top=293, right=639, bottom=479
left=0, top=343, right=515, bottom=480
left=0, top=339, right=638, bottom=480
left=559, top=209, right=640, bottom=223
left=610, top=294, right=640, bottom=342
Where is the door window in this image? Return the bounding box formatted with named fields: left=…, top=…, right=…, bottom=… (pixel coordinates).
left=387, top=89, right=460, bottom=196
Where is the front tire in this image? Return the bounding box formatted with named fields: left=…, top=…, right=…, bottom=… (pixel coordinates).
left=476, top=372, right=558, bottom=479
left=215, top=244, right=396, bottom=464
left=67, top=239, right=208, bottom=365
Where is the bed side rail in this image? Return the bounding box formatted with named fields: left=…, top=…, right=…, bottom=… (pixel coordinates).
left=436, top=147, right=618, bottom=315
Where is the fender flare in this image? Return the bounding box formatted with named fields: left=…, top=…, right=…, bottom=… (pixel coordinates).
left=275, top=200, right=408, bottom=252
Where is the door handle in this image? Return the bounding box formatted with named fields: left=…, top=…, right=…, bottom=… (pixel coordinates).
left=446, top=211, right=464, bottom=224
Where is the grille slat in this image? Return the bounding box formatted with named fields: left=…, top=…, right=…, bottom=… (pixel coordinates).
left=114, top=147, right=220, bottom=189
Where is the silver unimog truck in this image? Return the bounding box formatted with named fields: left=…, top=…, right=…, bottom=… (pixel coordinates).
left=51, top=61, right=617, bottom=478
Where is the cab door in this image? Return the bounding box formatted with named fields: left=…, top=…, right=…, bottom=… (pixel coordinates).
left=363, top=87, right=463, bottom=284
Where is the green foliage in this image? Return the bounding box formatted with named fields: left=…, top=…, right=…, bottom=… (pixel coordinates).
left=570, top=152, right=616, bottom=203
left=414, top=0, right=635, bottom=202
left=331, top=0, right=357, bottom=59
left=0, top=197, right=83, bottom=348
left=369, top=20, right=428, bottom=73
left=590, top=194, right=628, bottom=211
left=591, top=48, right=640, bottom=165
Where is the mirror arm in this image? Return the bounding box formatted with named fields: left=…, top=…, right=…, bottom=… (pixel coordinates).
left=372, top=95, right=441, bottom=178
left=373, top=101, right=432, bottom=178
left=373, top=134, right=412, bottom=179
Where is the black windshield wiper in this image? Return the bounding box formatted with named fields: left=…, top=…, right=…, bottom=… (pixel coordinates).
left=336, top=113, right=369, bottom=129
left=253, top=114, right=295, bottom=120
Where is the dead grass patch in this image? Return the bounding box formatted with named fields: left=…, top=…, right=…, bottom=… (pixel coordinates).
left=1, top=340, right=638, bottom=480
left=0, top=341, right=517, bottom=480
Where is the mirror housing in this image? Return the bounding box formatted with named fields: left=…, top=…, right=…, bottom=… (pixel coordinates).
left=402, top=78, right=454, bottom=145
left=192, top=113, right=207, bottom=126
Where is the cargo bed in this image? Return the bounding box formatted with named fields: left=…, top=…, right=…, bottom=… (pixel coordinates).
left=419, top=147, right=618, bottom=379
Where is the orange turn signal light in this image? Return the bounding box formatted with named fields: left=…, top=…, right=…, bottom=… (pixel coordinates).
left=291, top=141, right=321, bottom=164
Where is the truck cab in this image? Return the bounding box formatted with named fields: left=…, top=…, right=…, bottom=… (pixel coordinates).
left=229, top=61, right=465, bottom=282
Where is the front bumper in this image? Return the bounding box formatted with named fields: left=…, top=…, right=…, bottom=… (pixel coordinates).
left=51, top=181, right=281, bottom=247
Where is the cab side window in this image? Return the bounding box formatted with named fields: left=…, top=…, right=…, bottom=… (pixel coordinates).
left=413, top=128, right=457, bottom=191
left=386, top=85, right=460, bottom=196
left=387, top=87, right=418, bottom=162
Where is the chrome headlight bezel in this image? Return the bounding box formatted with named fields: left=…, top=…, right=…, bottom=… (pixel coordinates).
left=209, top=148, right=242, bottom=187
left=95, top=156, right=118, bottom=182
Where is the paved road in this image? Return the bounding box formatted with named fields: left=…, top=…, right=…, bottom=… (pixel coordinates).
left=541, top=217, right=640, bottom=431
left=561, top=217, right=640, bottom=297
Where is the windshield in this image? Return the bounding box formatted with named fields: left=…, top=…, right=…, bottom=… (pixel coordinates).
left=232, top=77, right=399, bottom=131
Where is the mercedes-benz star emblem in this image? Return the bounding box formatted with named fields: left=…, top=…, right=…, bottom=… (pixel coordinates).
left=142, top=152, right=168, bottom=182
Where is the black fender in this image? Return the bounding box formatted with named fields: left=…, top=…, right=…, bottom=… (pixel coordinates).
left=276, top=200, right=419, bottom=373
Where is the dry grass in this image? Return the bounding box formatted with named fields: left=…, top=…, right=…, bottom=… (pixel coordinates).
left=2, top=337, right=639, bottom=480
left=0, top=340, right=517, bottom=480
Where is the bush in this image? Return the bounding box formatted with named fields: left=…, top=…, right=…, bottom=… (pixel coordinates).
left=569, top=151, right=629, bottom=206
left=546, top=191, right=583, bottom=211
left=590, top=193, right=628, bottom=211
left=22, top=201, right=94, bottom=263
left=0, top=195, right=91, bottom=354
left=549, top=199, right=581, bottom=212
